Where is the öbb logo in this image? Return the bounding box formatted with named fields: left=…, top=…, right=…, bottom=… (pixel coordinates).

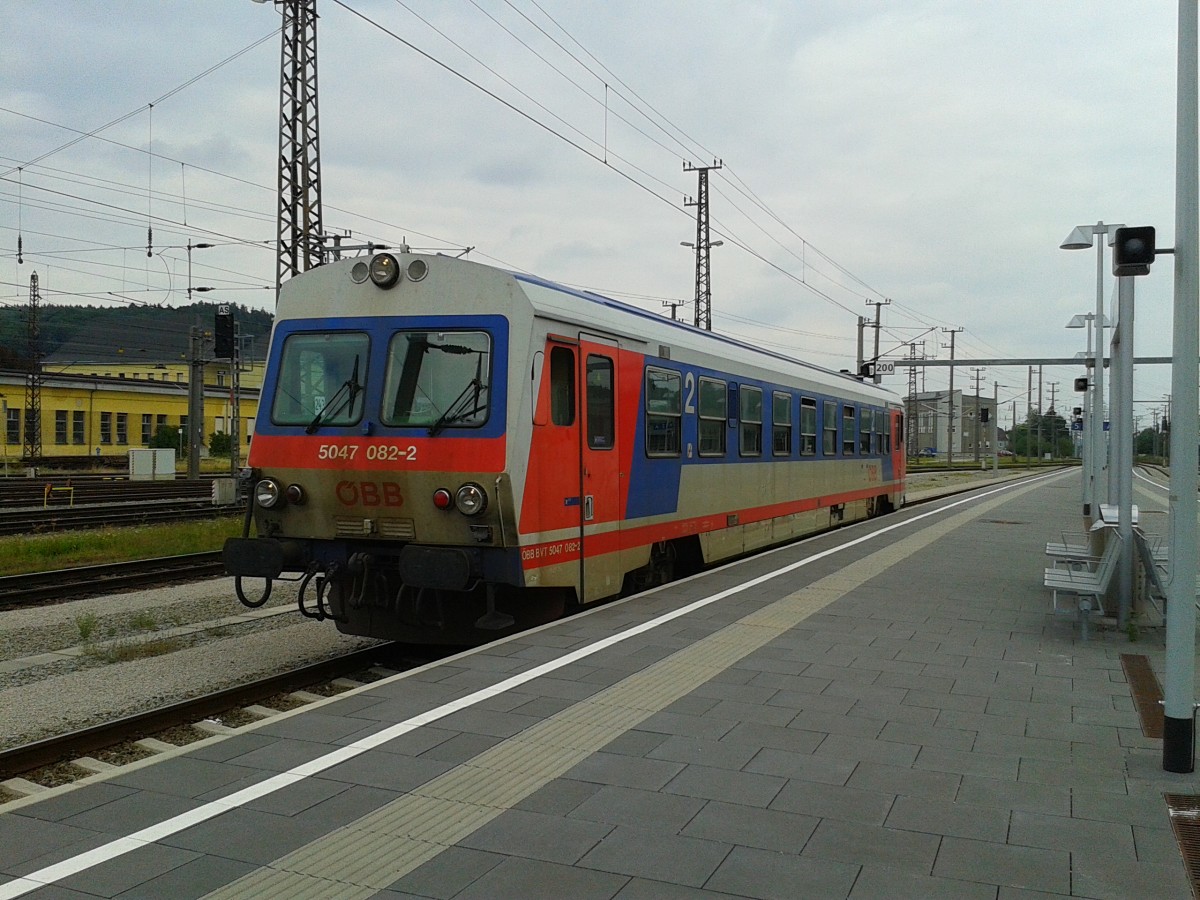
left=336, top=480, right=404, bottom=508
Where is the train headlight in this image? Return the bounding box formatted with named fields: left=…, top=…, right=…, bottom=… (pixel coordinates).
left=368, top=253, right=400, bottom=289
left=455, top=482, right=488, bottom=516
left=254, top=478, right=283, bottom=509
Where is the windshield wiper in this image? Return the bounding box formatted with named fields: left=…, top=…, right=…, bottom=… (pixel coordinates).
left=428, top=379, right=487, bottom=436
left=305, top=355, right=361, bottom=434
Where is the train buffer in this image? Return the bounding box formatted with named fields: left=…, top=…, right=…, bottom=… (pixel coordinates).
left=42, top=484, right=75, bottom=508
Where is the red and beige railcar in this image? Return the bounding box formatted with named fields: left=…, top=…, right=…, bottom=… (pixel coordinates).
left=224, top=250, right=905, bottom=643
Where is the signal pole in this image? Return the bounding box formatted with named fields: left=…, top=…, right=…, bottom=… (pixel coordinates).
left=683, top=159, right=722, bottom=331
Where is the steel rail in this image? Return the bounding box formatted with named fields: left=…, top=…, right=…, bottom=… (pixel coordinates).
left=0, top=645, right=396, bottom=780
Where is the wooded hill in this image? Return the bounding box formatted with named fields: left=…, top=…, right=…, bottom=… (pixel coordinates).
left=0, top=302, right=273, bottom=370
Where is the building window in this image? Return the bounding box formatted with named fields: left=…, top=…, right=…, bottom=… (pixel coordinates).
left=697, top=377, right=726, bottom=456
left=217, top=371, right=227, bottom=387
left=740, top=385, right=762, bottom=456
left=842, top=405, right=857, bottom=455
left=157, top=414, right=167, bottom=429
left=772, top=391, right=792, bottom=456
left=142, top=413, right=153, bottom=445
left=116, top=413, right=128, bottom=445
left=100, top=412, right=113, bottom=445
left=800, top=397, right=817, bottom=456
left=55, top=410, right=68, bottom=445
left=822, top=400, right=837, bottom=456
left=5, top=408, right=19, bottom=446
left=645, top=367, right=681, bottom=457
left=72, top=411, right=85, bottom=445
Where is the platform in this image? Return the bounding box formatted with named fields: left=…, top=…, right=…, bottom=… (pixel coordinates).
left=0, top=468, right=1193, bottom=899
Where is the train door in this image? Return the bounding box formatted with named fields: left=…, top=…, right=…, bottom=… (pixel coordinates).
left=578, top=336, right=623, bottom=603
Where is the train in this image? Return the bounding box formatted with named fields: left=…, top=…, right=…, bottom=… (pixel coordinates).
left=223, top=249, right=906, bottom=644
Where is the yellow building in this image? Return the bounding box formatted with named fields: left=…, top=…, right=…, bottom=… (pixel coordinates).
left=0, top=358, right=261, bottom=468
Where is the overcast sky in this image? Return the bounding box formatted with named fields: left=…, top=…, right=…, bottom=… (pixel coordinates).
left=0, top=2, right=1188, bottom=429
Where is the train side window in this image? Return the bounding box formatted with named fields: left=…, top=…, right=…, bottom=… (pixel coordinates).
left=842, top=405, right=857, bottom=455
left=646, top=367, right=682, bottom=456
left=822, top=400, right=837, bottom=456
left=878, top=411, right=889, bottom=454
left=860, top=408, right=873, bottom=454
left=772, top=391, right=792, bottom=455
left=740, top=385, right=763, bottom=456
left=697, top=377, right=727, bottom=456
left=586, top=355, right=614, bottom=449
left=896, top=412, right=904, bottom=447
left=550, top=347, right=575, bottom=426
left=800, top=397, right=817, bottom=456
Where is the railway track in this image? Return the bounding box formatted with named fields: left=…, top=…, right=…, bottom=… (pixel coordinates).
left=0, top=553, right=227, bottom=608
left=0, top=645, right=406, bottom=782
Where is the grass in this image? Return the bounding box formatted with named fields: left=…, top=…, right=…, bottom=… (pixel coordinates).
left=83, top=636, right=186, bottom=663
left=0, top=518, right=244, bottom=576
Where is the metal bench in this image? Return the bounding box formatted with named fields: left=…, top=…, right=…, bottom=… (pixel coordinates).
left=1044, top=534, right=1121, bottom=639
left=1044, top=531, right=1091, bottom=562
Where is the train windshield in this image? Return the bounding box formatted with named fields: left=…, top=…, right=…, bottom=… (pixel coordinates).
left=382, top=330, right=492, bottom=433
left=271, top=331, right=368, bottom=428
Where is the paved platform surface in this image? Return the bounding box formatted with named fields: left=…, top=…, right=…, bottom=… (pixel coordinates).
left=0, top=468, right=1194, bottom=899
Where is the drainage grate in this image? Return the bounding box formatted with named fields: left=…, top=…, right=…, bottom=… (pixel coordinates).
left=1165, top=794, right=1200, bottom=899
left=979, top=519, right=1026, bottom=525
left=1121, top=653, right=1164, bottom=738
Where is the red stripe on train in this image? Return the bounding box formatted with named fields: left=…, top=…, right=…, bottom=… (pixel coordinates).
left=520, top=481, right=903, bottom=568
left=248, top=433, right=506, bottom=472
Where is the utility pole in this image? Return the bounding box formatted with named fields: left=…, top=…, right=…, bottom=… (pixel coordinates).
left=1047, top=381, right=1059, bottom=460
left=260, top=0, right=325, bottom=301
left=1037, top=365, right=1044, bottom=462
left=856, top=318, right=866, bottom=376
left=661, top=299, right=685, bottom=321
left=23, top=272, right=43, bottom=468
left=865, top=298, right=891, bottom=383
left=683, top=159, right=722, bottom=331
left=970, top=367, right=985, bottom=462
left=905, top=342, right=922, bottom=458
left=942, top=327, right=962, bottom=467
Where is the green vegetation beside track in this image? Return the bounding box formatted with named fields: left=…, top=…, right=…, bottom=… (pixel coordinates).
left=1, top=518, right=243, bottom=576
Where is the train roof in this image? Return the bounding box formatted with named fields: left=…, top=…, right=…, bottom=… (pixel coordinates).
left=509, top=268, right=899, bottom=406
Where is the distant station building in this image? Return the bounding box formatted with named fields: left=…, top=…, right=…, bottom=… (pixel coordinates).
left=908, top=389, right=1001, bottom=458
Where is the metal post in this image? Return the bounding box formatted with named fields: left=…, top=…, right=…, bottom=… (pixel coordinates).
left=187, top=326, right=203, bottom=480
left=230, top=329, right=241, bottom=474
left=1164, top=0, right=1197, bottom=774
left=1093, top=231, right=1108, bottom=510
left=1114, top=276, right=1135, bottom=629
left=1084, top=314, right=1094, bottom=514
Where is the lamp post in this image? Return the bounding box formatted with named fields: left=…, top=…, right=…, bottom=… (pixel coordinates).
left=1060, top=222, right=1123, bottom=516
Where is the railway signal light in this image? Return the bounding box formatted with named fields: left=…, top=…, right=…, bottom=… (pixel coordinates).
left=1112, top=226, right=1156, bottom=276
left=1074, top=377, right=1088, bottom=392
left=215, top=305, right=235, bottom=359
